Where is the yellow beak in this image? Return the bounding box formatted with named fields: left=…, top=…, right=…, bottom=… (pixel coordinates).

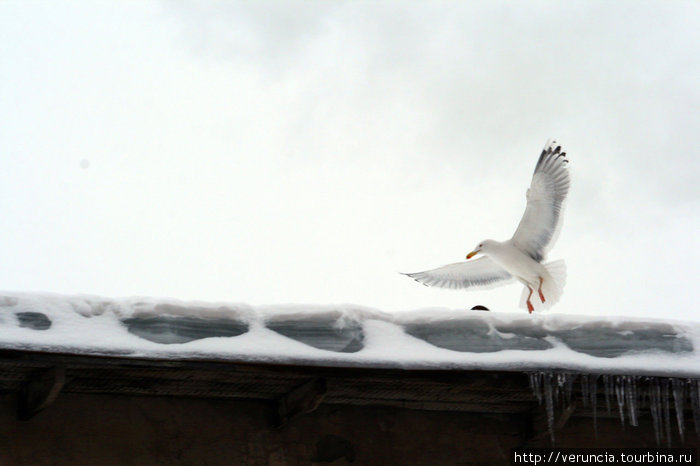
left=466, top=250, right=478, bottom=259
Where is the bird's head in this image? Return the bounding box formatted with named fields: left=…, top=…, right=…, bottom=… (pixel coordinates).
left=466, top=240, right=495, bottom=259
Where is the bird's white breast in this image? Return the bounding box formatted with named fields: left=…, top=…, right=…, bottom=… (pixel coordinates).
left=487, top=241, right=545, bottom=286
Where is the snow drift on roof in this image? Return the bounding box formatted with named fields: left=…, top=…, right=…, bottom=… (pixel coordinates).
left=0, top=292, right=698, bottom=377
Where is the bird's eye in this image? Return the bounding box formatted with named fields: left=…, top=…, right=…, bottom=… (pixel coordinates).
left=479, top=244, right=482, bottom=247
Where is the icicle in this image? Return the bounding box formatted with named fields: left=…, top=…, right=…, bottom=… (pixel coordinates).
left=543, top=372, right=556, bottom=444
left=581, top=374, right=589, bottom=408
left=690, top=379, right=700, bottom=437
left=529, top=373, right=699, bottom=445
left=650, top=377, right=662, bottom=446
left=603, top=374, right=612, bottom=416
left=633, top=376, right=640, bottom=425
left=564, top=373, right=575, bottom=407
left=672, top=378, right=686, bottom=443
left=662, top=378, right=672, bottom=446
left=626, top=376, right=638, bottom=427
left=556, top=373, right=577, bottom=408
left=556, top=372, right=567, bottom=401
left=615, top=375, right=625, bottom=426
left=590, top=375, right=599, bottom=438
left=529, top=372, right=543, bottom=405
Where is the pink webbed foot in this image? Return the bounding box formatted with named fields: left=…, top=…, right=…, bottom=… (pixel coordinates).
left=526, top=286, right=534, bottom=314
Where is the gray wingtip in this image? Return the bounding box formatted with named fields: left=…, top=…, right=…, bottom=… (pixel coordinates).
left=401, top=272, right=431, bottom=287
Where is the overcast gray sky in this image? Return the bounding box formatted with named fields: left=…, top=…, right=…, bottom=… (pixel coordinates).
left=1, top=1, right=698, bottom=320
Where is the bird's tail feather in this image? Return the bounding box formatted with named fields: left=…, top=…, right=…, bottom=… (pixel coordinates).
left=519, top=259, right=567, bottom=312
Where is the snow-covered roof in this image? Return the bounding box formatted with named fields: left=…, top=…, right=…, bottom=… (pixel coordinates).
left=1, top=292, right=699, bottom=377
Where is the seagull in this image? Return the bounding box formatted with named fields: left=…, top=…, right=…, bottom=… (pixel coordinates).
left=404, top=140, right=570, bottom=313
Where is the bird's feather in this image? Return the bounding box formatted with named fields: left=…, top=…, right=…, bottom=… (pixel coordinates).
left=403, top=256, right=514, bottom=290
left=511, top=140, right=570, bottom=262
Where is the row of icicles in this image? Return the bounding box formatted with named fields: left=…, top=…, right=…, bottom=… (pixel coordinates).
left=528, top=372, right=700, bottom=445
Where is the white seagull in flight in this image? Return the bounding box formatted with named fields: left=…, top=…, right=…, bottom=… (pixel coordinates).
left=404, top=140, right=570, bottom=313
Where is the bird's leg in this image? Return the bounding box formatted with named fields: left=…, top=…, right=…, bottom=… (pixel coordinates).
left=538, top=277, right=546, bottom=303
left=526, top=286, right=534, bottom=314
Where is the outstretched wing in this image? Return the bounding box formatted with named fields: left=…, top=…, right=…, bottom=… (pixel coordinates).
left=511, top=140, right=570, bottom=262
left=403, top=256, right=513, bottom=290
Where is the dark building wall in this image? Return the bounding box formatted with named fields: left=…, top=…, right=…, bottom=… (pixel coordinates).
left=1, top=392, right=698, bottom=465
